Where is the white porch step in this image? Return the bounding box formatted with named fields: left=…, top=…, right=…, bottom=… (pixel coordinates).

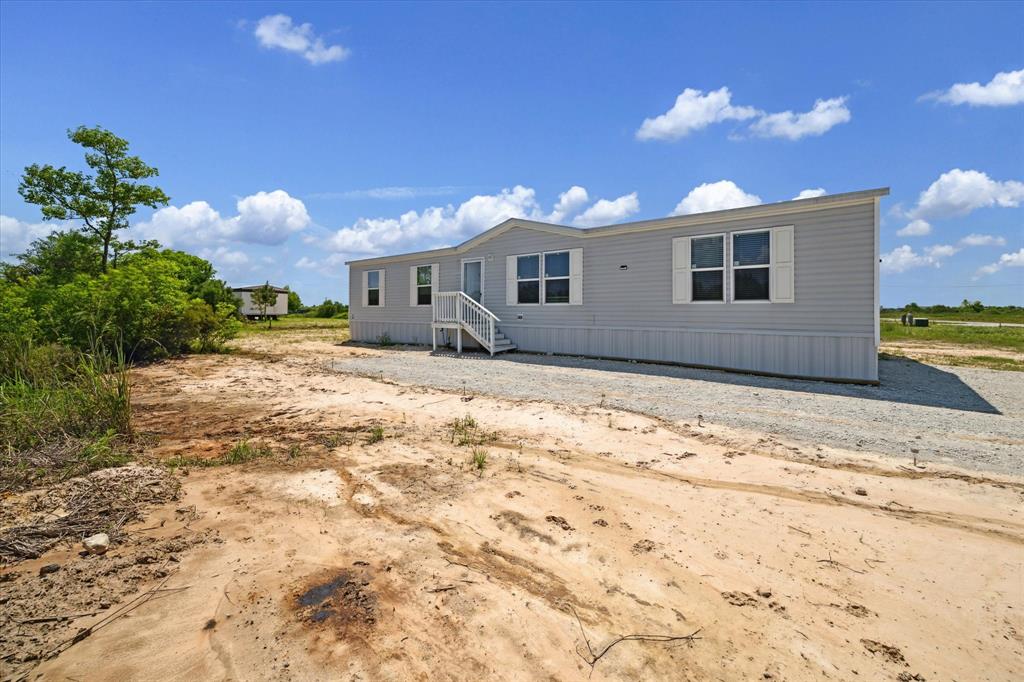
left=432, top=291, right=516, bottom=356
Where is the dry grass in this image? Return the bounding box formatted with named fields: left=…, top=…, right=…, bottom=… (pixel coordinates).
left=0, top=466, right=180, bottom=563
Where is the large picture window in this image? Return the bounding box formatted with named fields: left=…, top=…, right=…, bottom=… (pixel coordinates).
left=690, top=235, right=724, bottom=302
left=415, top=265, right=432, bottom=305
left=543, top=251, right=570, bottom=304
left=733, top=231, right=770, bottom=301
left=367, top=270, right=381, bottom=306
left=516, top=254, right=540, bottom=304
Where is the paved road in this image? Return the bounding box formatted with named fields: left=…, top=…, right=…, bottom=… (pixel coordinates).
left=329, top=348, right=1023, bottom=476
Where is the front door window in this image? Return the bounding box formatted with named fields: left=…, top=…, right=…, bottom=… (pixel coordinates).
left=462, top=260, right=482, bottom=302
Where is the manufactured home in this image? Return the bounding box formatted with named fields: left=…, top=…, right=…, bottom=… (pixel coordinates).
left=347, top=188, right=887, bottom=383
left=233, top=285, right=289, bottom=319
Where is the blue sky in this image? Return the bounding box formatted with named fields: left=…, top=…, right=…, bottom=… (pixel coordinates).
left=1, top=1, right=1021, bottom=306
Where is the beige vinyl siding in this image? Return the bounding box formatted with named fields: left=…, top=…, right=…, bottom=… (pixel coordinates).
left=348, top=200, right=879, bottom=380
left=350, top=202, right=875, bottom=334
left=237, top=291, right=288, bottom=316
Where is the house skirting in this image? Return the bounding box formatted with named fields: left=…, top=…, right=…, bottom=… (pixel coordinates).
left=349, top=320, right=878, bottom=383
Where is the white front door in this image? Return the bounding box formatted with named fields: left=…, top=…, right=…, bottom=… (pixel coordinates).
left=462, top=259, right=483, bottom=303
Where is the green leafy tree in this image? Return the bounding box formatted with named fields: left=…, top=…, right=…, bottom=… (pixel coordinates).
left=18, top=125, right=170, bottom=272
left=183, top=300, right=243, bottom=352
left=4, top=242, right=243, bottom=361
left=311, top=299, right=348, bottom=318
left=1, top=230, right=102, bottom=285
left=252, top=281, right=278, bottom=328
left=287, top=289, right=302, bottom=313
left=196, top=279, right=241, bottom=312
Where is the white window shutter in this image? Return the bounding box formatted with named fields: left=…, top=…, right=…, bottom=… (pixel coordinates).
left=409, top=266, right=417, bottom=306
left=771, top=225, right=795, bottom=303
left=431, top=263, right=439, bottom=300
left=569, top=248, right=583, bottom=305
left=361, top=270, right=368, bottom=307
left=506, top=255, right=517, bottom=305
left=672, top=237, right=691, bottom=304
left=378, top=270, right=386, bottom=306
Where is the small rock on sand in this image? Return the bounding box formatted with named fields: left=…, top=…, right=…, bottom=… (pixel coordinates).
left=83, top=533, right=110, bottom=555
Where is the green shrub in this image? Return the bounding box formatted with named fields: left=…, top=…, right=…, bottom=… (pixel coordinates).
left=184, top=300, right=242, bottom=352
left=366, top=425, right=385, bottom=444
left=3, top=233, right=242, bottom=362
left=311, top=299, right=348, bottom=318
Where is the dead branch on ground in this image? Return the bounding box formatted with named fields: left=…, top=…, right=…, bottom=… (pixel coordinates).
left=816, top=553, right=867, bottom=574
left=0, top=466, right=179, bottom=563
left=569, top=605, right=701, bottom=677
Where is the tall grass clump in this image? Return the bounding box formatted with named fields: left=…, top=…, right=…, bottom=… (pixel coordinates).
left=0, top=339, right=133, bottom=491
left=447, top=414, right=496, bottom=446
left=471, top=447, right=488, bottom=476
left=366, top=424, right=385, bottom=444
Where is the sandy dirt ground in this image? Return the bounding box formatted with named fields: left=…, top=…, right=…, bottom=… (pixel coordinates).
left=3, top=335, right=1023, bottom=681
left=880, top=340, right=1024, bottom=364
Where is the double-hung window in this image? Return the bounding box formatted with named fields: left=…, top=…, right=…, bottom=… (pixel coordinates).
left=543, top=251, right=570, bottom=304
left=732, top=230, right=770, bottom=301
left=509, top=249, right=582, bottom=305
left=366, top=270, right=382, bottom=306
left=415, top=265, right=432, bottom=305
left=690, top=234, right=725, bottom=302
left=516, top=254, right=540, bottom=304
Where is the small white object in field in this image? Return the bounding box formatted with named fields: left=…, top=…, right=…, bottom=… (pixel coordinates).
left=83, top=533, right=110, bottom=555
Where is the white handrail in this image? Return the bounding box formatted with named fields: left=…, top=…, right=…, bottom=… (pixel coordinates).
left=432, top=291, right=501, bottom=354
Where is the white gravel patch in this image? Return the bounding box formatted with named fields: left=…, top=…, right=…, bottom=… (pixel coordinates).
left=328, top=348, right=1023, bottom=476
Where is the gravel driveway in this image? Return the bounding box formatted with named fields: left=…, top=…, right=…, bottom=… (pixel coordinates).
left=329, top=348, right=1023, bottom=476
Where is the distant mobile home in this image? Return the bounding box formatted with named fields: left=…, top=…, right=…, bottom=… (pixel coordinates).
left=347, top=188, right=888, bottom=383
left=233, top=285, right=289, bottom=319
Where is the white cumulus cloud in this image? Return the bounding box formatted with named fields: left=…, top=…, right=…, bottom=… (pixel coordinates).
left=881, top=234, right=1009, bottom=275
left=323, top=185, right=639, bottom=256
left=924, top=244, right=958, bottom=259
left=793, top=188, right=827, bottom=200
left=959, top=233, right=1007, bottom=247
left=923, top=69, right=1024, bottom=107
left=571, top=192, right=640, bottom=227
left=134, top=190, right=310, bottom=247
left=547, top=186, right=590, bottom=224
left=909, top=169, right=1024, bottom=221
left=636, top=87, right=759, bottom=141
left=0, top=215, right=75, bottom=261
left=254, top=14, right=349, bottom=65
left=750, top=97, right=851, bottom=140
left=975, top=248, right=1024, bottom=277
left=671, top=181, right=762, bottom=216
left=896, top=219, right=932, bottom=237
left=295, top=256, right=319, bottom=269
left=198, top=246, right=250, bottom=270
left=323, top=186, right=540, bottom=255
left=226, top=190, right=311, bottom=244
left=880, top=245, right=942, bottom=274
